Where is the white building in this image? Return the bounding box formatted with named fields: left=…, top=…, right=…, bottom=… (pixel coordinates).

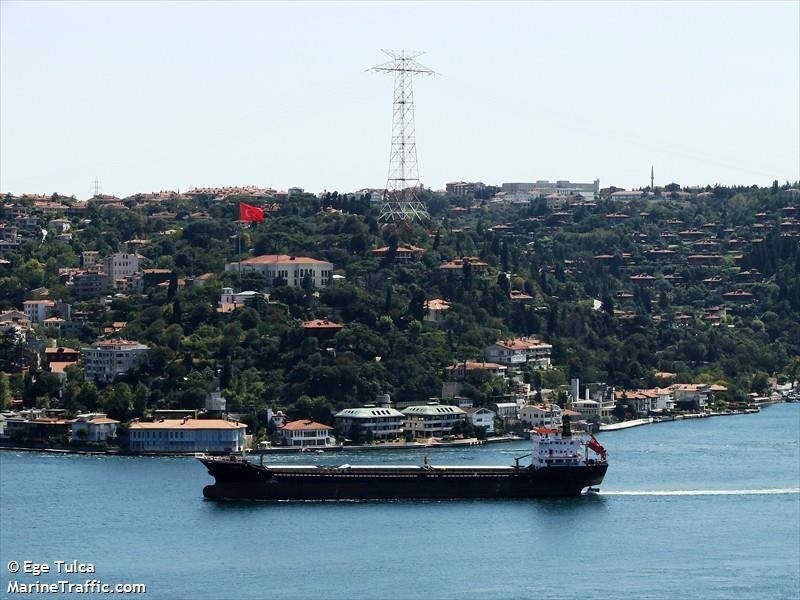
left=493, top=402, right=519, bottom=420
left=502, top=180, right=600, bottom=199
left=484, top=337, right=552, bottom=369
left=103, top=253, right=140, bottom=287
left=205, top=389, right=226, bottom=412
left=492, top=190, right=540, bottom=204
left=23, top=300, right=55, bottom=325
left=218, top=288, right=265, bottom=312
left=334, top=405, right=405, bottom=440
left=401, top=403, right=466, bottom=438
left=49, top=218, right=71, bottom=234
left=71, top=413, right=119, bottom=442
left=519, top=403, right=562, bottom=429
left=220, top=288, right=263, bottom=304
left=669, top=384, right=710, bottom=409
left=573, top=399, right=602, bottom=418
left=463, top=407, right=495, bottom=433
left=280, top=419, right=334, bottom=447
left=80, top=340, right=150, bottom=383
left=128, top=418, right=247, bottom=453
left=224, top=255, right=333, bottom=289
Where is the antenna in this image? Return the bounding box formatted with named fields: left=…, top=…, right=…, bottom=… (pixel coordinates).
left=370, top=49, right=435, bottom=224
left=91, top=176, right=102, bottom=198
left=650, top=166, right=654, bottom=191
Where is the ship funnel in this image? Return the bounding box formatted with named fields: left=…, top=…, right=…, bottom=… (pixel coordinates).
left=561, top=414, right=572, bottom=438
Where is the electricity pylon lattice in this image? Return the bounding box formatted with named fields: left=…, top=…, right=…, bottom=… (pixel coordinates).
left=370, top=49, right=435, bottom=224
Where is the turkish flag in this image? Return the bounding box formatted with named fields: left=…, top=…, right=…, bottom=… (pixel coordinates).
left=239, top=202, right=265, bottom=222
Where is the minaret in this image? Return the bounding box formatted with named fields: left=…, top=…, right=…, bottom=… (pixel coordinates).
left=650, top=166, right=654, bottom=191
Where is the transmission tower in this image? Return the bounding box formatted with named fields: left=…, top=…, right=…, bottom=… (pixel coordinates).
left=370, top=49, right=435, bottom=224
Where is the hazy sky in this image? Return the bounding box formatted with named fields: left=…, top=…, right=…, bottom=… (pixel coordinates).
left=1, top=1, right=798, bottom=198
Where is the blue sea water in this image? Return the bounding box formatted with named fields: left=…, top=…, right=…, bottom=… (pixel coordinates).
left=1, top=404, right=798, bottom=600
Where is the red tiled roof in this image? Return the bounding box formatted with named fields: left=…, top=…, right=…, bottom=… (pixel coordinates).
left=130, top=419, right=245, bottom=430
left=447, top=361, right=507, bottom=371
left=425, top=299, right=451, bottom=311
left=302, top=319, right=343, bottom=329
left=240, top=254, right=331, bottom=265
left=493, top=337, right=550, bottom=350
left=281, top=420, right=332, bottom=431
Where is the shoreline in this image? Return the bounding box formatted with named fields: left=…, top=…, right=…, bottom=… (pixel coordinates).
left=0, top=435, right=525, bottom=458
left=0, top=405, right=788, bottom=455
left=598, top=406, right=767, bottom=432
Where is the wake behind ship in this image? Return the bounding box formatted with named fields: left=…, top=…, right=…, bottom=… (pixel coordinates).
left=199, top=419, right=608, bottom=500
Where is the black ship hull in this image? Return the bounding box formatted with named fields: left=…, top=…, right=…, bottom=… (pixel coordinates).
left=199, top=458, right=608, bottom=500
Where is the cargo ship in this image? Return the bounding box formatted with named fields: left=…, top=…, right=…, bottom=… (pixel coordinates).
left=198, top=419, right=608, bottom=500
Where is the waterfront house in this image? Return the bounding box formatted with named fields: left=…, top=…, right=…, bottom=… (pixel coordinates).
left=71, top=413, right=119, bottom=442
left=669, top=384, right=710, bottom=410
left=615, top=389, right=673, bottom=414
left=573, top=399, right=601, bottom=418
left=334, top=405, right=404, bottom=441
left=519, top=403, right=562, bottom=429
left=280, top=420, right=334, bottom=447
left=128, top=418, right=247, bottom=453
left=463, top=407, right=495, bottom=433
left=1, top=410, right=73, bottom=442
left=401, top=403, right=466, bottom=438
left=492, top=402, right=519, bottom=420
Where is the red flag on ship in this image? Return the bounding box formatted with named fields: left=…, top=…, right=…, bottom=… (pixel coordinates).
left=239, top=202, right=265, bottom=222
left=587, top=435, right=607, bottom=459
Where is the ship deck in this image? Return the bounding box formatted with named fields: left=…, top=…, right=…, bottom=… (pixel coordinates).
left=208, top=460, right=545, bottom=476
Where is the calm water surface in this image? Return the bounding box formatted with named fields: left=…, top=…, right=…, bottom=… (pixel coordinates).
left=2, top=404, right=798, bottom=600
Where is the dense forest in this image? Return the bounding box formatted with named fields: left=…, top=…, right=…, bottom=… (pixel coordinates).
left=1, top=183, right=799, bottom=437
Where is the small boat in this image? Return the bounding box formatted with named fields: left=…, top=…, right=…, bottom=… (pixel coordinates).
left=198, top=418, right=608, bottom=501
